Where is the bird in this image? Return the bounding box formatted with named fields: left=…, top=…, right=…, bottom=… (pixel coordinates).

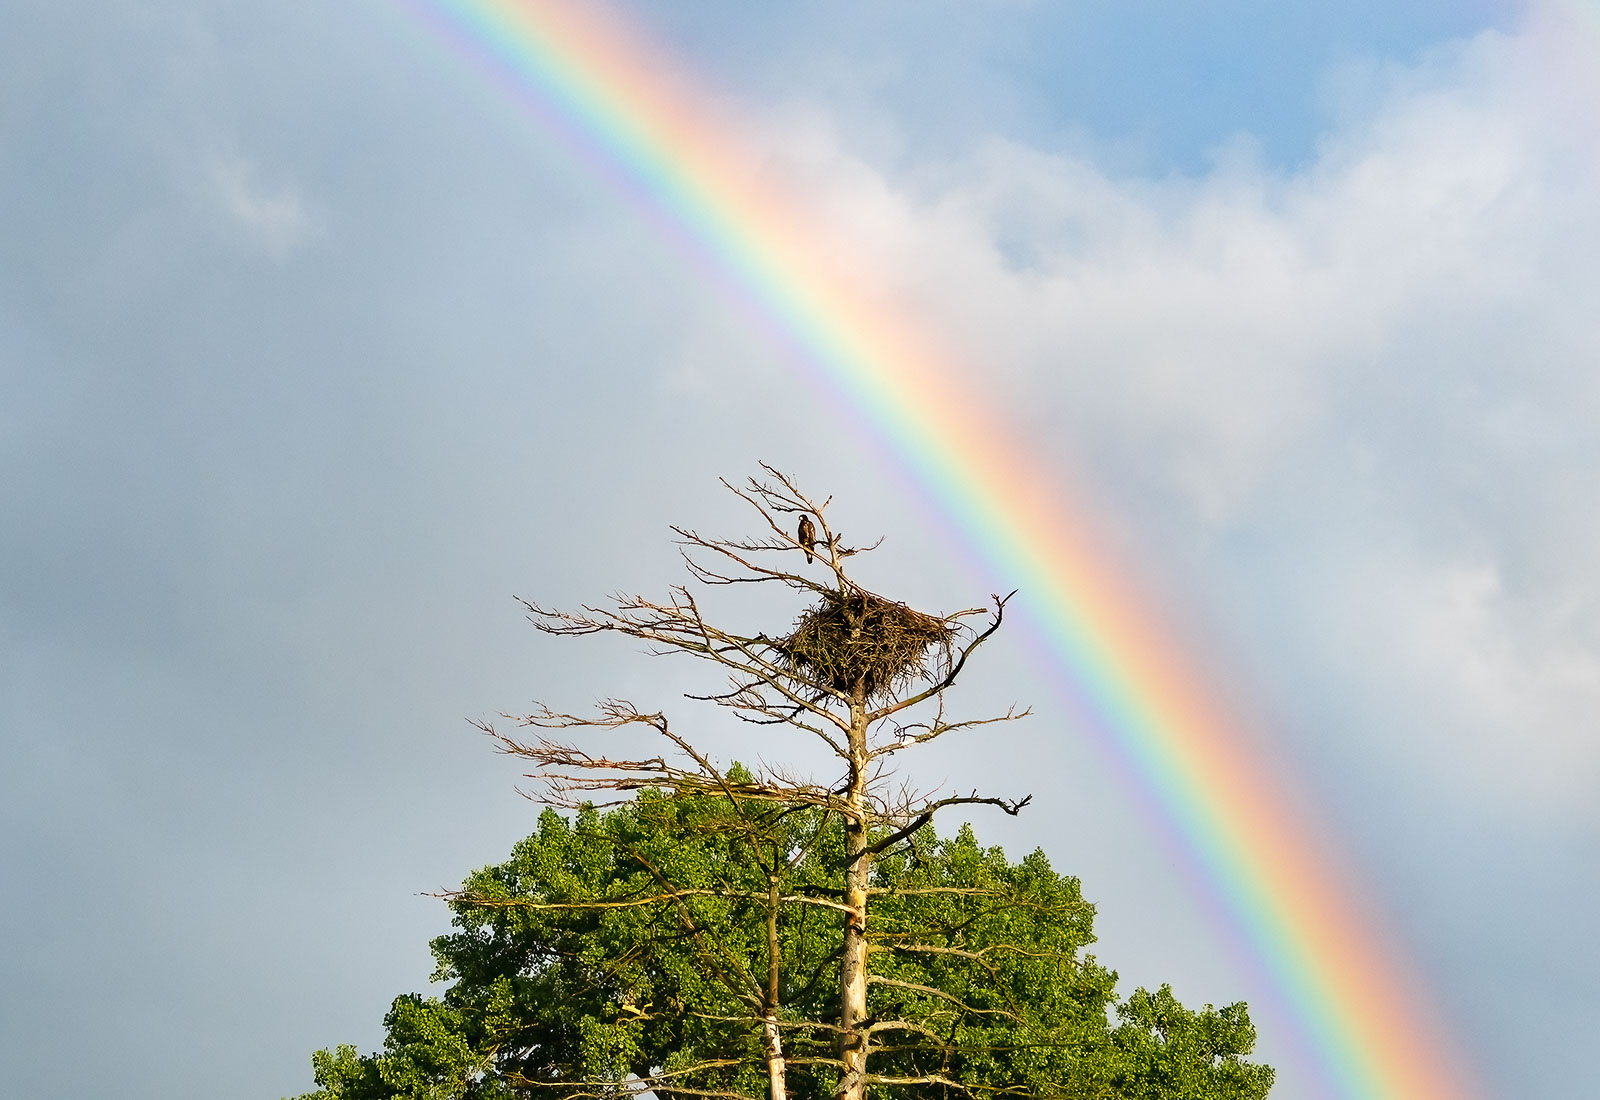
left=797, top=514, right=817, bottom=564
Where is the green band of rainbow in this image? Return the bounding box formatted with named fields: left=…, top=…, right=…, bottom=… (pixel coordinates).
left=410, top=2, right=1481, bottom=1097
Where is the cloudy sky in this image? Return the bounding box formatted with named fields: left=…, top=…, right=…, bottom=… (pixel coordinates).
left=3, top=1, right=1597, bottom=1098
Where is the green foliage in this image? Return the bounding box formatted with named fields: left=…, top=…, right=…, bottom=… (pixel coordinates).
left=864, top=826, right=1114, bottom=1096
left=291, top=791, right=1273, bottom=1100
left=1107, top=986, right=1278, bottom=1100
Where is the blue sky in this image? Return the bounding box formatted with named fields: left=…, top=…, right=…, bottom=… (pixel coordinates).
left=4, top=2, right=1596, bottom=1098
left=618, top=0, right=1515, bottom=171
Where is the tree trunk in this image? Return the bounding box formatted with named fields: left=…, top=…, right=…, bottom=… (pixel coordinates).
left=764, top=873, right=788, bottom=1100
left=762, top=1013, right=788, bottom=1100
left=836, top=694, right=872, bottom=1100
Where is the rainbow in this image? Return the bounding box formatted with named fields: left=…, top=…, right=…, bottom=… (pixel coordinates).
left=406, top=2, right=1480, bottom=1097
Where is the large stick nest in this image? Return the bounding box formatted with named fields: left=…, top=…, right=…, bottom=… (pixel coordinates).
left=774, top=588, right=959, bottom=702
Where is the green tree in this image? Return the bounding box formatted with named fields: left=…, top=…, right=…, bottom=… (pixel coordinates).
left=293, top=793, right=1273, bottom=1100
left=292, top=468, right=1273, bottom=1099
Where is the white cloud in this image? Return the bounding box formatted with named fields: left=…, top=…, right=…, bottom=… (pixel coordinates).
left=727, top=18, right=1600, bottom=814
left=208, top=153, right=314, bottom=257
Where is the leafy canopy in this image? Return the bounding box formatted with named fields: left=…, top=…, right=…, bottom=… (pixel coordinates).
left=294, top=788, right=1274, bottom=1100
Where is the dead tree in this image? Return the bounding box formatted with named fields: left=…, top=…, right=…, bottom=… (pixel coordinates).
left=476, top=466, right=1032, bottom=1100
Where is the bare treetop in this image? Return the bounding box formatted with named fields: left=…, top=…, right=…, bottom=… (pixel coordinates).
left=496, top=466, right=1026, bottom=810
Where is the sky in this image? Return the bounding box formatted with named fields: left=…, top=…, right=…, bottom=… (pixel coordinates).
left=2, top=1, right=1597, bottom=1098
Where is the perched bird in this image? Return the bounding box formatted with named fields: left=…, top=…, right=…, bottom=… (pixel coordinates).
left=797, top=514, right=817, bottom=564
